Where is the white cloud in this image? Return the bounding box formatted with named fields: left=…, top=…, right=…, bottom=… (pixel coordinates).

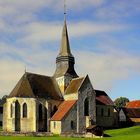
left=76, top=50, right=140, bottom=91
left=0, top=58, right=24, bottom=96
left=18, top=21, right=128, bottom=45
left=95, top=0, right=140, bottom=19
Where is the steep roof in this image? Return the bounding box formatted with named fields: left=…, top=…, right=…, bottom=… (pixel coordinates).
left=65, top=77, right=85, bottom=94
left=58, top=19, right=72, bottom=57
left=95, top=90, right=114, bottom=105
left=126, top=100, right=140, bottom=108
left=54, top=19, right=78, bottom=78
left=9, top=72, right=62, bottom=100
left=51, top=100, right=77, bottom=121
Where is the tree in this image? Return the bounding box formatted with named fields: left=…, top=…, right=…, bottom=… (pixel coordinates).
left=114, top=97, right=129, bottom=108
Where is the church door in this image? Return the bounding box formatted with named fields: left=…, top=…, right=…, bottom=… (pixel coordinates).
left=15, top=100, right=21, bottom=131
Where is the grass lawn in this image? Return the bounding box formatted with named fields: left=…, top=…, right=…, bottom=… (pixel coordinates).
left=0, top=126, right=140, bottom=140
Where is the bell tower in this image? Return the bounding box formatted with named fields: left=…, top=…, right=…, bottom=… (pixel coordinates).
left=54, top=2, right=78, bottom=94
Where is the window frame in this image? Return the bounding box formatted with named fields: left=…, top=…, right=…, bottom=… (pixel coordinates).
left=23, top=103, right=28, bottom=118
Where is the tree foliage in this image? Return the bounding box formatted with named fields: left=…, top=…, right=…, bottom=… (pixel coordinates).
left=114, top=97, right=129, bottom=108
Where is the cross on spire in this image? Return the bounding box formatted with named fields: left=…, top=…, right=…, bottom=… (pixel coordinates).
left=64, top=0, right=66, bottom=19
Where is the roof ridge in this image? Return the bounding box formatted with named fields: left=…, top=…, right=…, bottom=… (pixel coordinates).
left=72, top=76, right=85, bottom=81
left=9, top=73, right=35, bottom=98
left=26, top=72, right=52, bottom=78
left=95, top=89, right=105, bottom=93
left=129, top=100, right=140, bottom=102
left=77, top=75, right=89, bottom=91
left=25, top=75, right=35, bottom=97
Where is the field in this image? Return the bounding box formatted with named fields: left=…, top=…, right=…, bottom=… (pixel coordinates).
left=0, top=126, right=140, bottom=140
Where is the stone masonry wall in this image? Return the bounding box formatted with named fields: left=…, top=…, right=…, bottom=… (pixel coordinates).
left=61, top=103, right=77, bottom=133
left=96, top=105, right=115, bottom=127
left=77, top=76, right=96, bottom=133
left=3, top=97, right=36, bottom=132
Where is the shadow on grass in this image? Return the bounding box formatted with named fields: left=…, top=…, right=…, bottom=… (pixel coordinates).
left=104, top=134, right=111, bottom=137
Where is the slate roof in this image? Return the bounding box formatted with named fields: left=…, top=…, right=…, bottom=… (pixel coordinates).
left=58, top=19, right=72, bottom=57
left=65, top=77, right=85, bottom=94
left=126, top=100, right=140, bottom=108
left=51, top=100, right=77, bottom=121
left=95, top=90, right=114, bottom=105
left=122, top=108, right=140, bottom=118
left=9, top=72, right=62, bottom=100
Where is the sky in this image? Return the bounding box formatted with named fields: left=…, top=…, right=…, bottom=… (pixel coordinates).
left=0, top=0, right=140, bottom=101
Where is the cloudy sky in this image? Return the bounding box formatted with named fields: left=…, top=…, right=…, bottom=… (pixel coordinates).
left=0, top=0, right=140, bottom=101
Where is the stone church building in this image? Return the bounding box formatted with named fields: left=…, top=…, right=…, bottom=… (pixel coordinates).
left=3, top=17, right=117, bottom=134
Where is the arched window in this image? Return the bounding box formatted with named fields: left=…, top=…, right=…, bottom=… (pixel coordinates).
left=39, top=104, right=43, bottom=120
left=15, top=100, right=21, bottom=131
left=23, top=103, right=27, bottom=118
left=71, top=121, right=74, bottom=130
left=84, top=98, right=89, bottom=116
left=10, top=104, right=13, bottom=118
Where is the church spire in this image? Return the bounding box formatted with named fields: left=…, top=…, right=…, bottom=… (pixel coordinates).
left=58, top=1, right=72, bottom=57
left=54, top=0, right=78, bottom=94
left=54, top=1, right=78, bottom=77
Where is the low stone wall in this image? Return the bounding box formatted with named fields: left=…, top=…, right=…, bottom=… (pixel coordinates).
left=61, top=132, right=103, bottom=138
left=0, top=131, right=103, bottom=138
left=0, top=131, right=53, bottom=137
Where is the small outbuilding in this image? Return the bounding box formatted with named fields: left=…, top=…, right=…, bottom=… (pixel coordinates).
left=86, top=125, right=104, bottom=137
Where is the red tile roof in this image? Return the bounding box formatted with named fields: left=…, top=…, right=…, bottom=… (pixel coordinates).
left=51, top=100, right=77, bottom=121
left=126, top=100, right=140, bottom=108
left=95, top=90, right=114, bottom=105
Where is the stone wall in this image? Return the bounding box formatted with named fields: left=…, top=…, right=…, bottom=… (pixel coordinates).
left=77, top=76, right=96, bottom=133
left=119, top=109, right=126, bottom=122
left=50, top=121, right=62, bottom=134
left=3, top=97, right=36, bottom=132
left=3, top=97, right=62, bottom=132
left=62, top=103, right=77, bottom=133
left=96, top=105, right=117, bottom=127
left=50, top=103, right=77, bottom=134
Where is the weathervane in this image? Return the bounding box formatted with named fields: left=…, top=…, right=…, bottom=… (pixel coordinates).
left=64, top=0, right=67, bottom=19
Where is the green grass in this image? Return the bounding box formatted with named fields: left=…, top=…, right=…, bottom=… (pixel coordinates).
left=102, top=126, right=140, bottom=140
left=0, top=126, right=140, bottom=140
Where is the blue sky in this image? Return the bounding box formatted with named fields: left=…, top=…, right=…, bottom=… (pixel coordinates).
left=0, top=0, right=140, bottom=101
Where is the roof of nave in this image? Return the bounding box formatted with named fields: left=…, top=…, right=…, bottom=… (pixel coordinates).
left=126, top=100, right=140, bottom=108
left=51, top=100, right=77, bottom=121
left=65, top=77, right=85, bottom=94
left=8, top=72, right=63, bottom=100
left=95, top=90, right=114, bottom=105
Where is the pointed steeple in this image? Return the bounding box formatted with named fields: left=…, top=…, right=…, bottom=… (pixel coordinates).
left=53, top=0, right=78, bottom=94
left=54, top=6, right=78, bottom=79
left=58, top=19, right=72, bottom=57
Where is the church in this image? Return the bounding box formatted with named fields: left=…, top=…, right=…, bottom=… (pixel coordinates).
left=3, top=15, right=117, bottom=134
